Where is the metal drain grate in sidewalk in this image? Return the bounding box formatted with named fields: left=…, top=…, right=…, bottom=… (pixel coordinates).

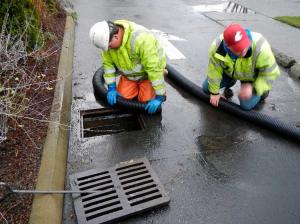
left=70, top=158, right=170, bottom=224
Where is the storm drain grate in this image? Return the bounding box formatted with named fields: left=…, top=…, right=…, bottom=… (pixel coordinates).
left=80, top=108, right=145, bottom=138
left=70, top=158, right=170, bottom=224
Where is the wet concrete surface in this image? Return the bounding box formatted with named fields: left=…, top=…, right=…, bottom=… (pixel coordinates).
left=64, top=0, right=300, bottom=223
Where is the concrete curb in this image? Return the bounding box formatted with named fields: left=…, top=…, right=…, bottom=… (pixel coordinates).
left=272, top=48, right=300, bottom=80
left=29, top=14, right=74, bottom=224
left=290, top=63, right=300, bottom=79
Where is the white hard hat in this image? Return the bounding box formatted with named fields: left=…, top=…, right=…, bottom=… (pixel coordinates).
left=89, top=21, right=110, bottom=51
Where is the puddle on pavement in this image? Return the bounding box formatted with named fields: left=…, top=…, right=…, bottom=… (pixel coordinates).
left=193, top=1, right=256, bottom=14
left=195, top=135, right=238, bottom=180
left=197, top=134, right=244, bottom=152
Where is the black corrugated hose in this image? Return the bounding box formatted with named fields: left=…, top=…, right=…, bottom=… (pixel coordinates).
left=93, top=67, right=161, bottom=113
left=166, top=64, right=300, bottom=142
left=93, top=65, right=300, bottom=142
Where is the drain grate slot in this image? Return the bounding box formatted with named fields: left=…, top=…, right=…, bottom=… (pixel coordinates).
left=85, top=199, right=121, bottom=213
left=86, top=205, right=123, bottom=220
left=125, top=183, right=157, bottom=195
left=81, top=189, right=117, bottom=202
left=70, top=158, right=170, bottom=224
left=77, top=171, right=109, bottom=181
left=83, top=195, right=119, bottom=208
left=130, top=194, right=163, bottom=206
left=80, top=108, right=145, bottom=138
left=118, top=169, right=149, bottom=180
left=79, top=180, right=113, bottom=191
left=117, top=166, right=147, bottom=175
left=78, top=175, right=111, bottom=186
left=123, top=179, right=154, bottom=190
left=120, top=174, right=152, bottom=185
left=81, top=185, right=115, bottom=197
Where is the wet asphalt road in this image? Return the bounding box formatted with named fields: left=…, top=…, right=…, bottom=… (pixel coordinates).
left=64, top=0, right=300, bottom=223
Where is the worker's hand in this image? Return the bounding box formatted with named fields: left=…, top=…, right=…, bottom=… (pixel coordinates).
left=210, top=94, right=225, bottom=107
left=145, top=95, right=164, bottom=114
left=239, top=83, right=253, bottom=100
left=106, top=83, right=119, bottom=106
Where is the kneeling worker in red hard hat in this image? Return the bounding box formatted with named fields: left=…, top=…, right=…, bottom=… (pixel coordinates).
left=202, top=23, right=280, bottom=110
left=89, top=20, right=167, bottom=114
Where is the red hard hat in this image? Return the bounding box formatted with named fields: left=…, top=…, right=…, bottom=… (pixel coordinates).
left=223, top=24, right=250, bottom=53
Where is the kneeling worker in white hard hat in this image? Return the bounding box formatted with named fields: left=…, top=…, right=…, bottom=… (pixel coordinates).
left=89, top=20, right=167, bottom=114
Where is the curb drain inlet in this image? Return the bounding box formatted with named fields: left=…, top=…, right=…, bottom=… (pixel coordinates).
left=80, top=108, right=146, bottom=138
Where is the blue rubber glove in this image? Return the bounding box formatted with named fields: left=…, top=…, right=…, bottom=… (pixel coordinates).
left=106, top=83, right=119, bottom=106
left=145, top=95, right=164, bottom=114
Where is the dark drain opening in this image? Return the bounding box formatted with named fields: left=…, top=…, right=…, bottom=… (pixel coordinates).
left=117, top=166, right=147, bottom=175
left=77, top=171, right=109, bottom=181
left=78, top=175, right=111, bottom=186
left=80, top=108, right=146, bottom=138
left=79, top=180, right=113, bottom=191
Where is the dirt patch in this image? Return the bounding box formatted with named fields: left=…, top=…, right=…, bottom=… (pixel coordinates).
left=0, top=5, right=66, bottom=224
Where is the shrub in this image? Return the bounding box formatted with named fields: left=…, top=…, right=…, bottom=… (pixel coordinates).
left=0, top=0, right=43, bottom=51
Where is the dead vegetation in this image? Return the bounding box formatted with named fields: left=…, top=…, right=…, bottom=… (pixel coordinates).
left=0, top=1, right=66, bottom=223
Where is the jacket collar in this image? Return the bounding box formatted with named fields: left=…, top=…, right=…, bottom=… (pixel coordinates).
left=215, top=40, right=252, bottom=61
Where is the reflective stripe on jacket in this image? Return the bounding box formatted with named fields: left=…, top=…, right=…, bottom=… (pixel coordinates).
left=102, top=20, right=167, bottom=96
left=207, top=32, right=280, bottom=96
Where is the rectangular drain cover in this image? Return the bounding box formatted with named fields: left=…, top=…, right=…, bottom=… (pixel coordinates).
left=80, top=108, right=145, bottom=138
left=70, top=158, right=170, bottom=224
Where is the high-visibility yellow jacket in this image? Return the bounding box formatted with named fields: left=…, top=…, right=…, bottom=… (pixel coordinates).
left=102, top=20, right=166, bottom=96
left=207, top=32, right=280, bottom=96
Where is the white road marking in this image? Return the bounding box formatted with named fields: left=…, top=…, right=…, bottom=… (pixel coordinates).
left=151, top=29, right=186, bottom=60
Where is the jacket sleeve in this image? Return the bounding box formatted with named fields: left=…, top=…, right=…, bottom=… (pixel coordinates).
left=207, top=41, right=224, bottom=95
left=253, top=40, right=280, bottom=96
left=136, top=33, right=167, bottom=96
left=102, top=51, right=117, bottom=85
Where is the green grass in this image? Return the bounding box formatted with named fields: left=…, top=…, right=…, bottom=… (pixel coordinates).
left=274, top=16, right=300, bottom=29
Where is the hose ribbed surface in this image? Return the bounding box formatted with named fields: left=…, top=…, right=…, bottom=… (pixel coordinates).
left=93, top=67, right=161, bottom=113
left=166, top=64, right=300, bottom=142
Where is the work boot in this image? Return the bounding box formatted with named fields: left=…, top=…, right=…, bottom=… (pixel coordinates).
left=223, top=88, right=234, bottom=99
left=260, top=90, right=269, bottom=102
